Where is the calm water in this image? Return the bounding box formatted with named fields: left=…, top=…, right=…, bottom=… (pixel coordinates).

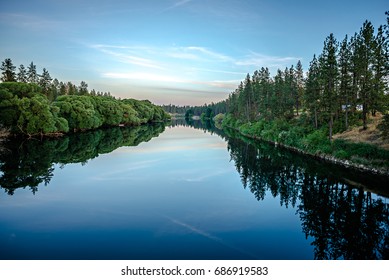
left=0, top=122, right=388, bottom=260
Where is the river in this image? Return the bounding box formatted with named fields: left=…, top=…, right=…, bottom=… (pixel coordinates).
left=0, top=121, right=388, bottom=259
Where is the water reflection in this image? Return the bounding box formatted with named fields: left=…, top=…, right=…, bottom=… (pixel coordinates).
left=0, top=124, right=165, bottom=195
left=218, top=128, right=389, bottom=260
left=171, top=119, right=389, bottom=259
left=0, top=120, right=388, bottom=259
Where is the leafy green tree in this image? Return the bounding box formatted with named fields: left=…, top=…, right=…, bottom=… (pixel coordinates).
left=54, top=95, right=101, bottom=131
left=120, top=103, right=141, bottom=125
left=1, top=58, right=16, bottom=82
left=17, top=94, right=69, bottom=135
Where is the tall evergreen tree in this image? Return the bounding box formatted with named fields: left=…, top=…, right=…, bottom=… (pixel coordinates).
left=319, top=33, right=339, bottom=140
left=17, top=64, right=28, bottom=83
left=79, top=81, right=89, bottom=95
left=305, top=55, right=321, bottom=129
left=354, top=21, right=375, bottom=130
left=371, top=25, right=388, bottom=116
left=295, top=60, right=304, bottom=116
left=1, top=58, right=16, bottom=82
left=27, top=62, right=38, bottom=83
left=338, top=35, right=353, bottom=129
left=39, top=68, right=52, bottom=91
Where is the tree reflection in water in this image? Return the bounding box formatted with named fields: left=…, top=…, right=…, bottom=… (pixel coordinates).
left=174, top=119, right=389, bottom=259
left=0, top=124, right=165, bottom=195
left=1, top=119, right=388, bottom=259
left=222, top=127, right=389, bottom=260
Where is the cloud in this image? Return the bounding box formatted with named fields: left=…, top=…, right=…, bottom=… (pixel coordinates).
left=235, top=51, right=301, bottom=68
left=90, top=44, right=164, bottom=70
left=0, top=12, right=63, bottom=31
left=163, top=0, right=192, bottom=12
left=102, top=72, right=184, bottom=83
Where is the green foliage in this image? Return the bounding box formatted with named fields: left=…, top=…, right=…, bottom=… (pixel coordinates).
left=0, top=81, right=168, bottom=136
left=1, top=58, right=16, bottom=82
left=17, top=94, right=69, bottom=135
left=54, top=95, right=101, bottom=131
left=303, top=130, right=332, bottom=154
left=378, top=114, right=389, bottom=139
left=120, top=103, right=141, bottom=125
left=0, top=82, right=41, bottom=98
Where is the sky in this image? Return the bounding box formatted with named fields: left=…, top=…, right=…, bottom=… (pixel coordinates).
left=0, top=0, right=387, bottom=105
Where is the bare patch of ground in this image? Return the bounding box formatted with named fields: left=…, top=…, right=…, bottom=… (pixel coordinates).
left=333, top=113, right=389, bottom=150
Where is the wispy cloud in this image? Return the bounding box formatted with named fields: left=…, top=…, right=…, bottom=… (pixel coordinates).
left=167, top=46, right=232, bottom=62
left=90, top=44, right=164, bottom=70
left=0, top=12, right=63, bottom=31
left=235, top=51, right=301, bottom=68
left=102, top=72, right=184, bottom=83
left=163, top=0, right=192, bottom=12
left=90, top=42, right=300, bottom=94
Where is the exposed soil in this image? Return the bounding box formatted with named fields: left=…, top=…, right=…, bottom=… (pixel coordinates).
left=333, top=113, right=389, bottom=150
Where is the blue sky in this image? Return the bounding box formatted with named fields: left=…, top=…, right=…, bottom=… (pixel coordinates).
left=0, top=0, right=387, bottom=105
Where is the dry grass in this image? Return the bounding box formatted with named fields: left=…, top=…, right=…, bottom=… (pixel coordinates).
left=333, top=113, right=389, bottom=150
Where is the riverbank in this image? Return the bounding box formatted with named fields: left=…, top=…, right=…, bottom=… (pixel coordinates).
left=222, top=116, right=389, bottom=177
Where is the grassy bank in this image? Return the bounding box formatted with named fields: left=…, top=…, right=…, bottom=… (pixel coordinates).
left=222, top=114, right=389, bottom=176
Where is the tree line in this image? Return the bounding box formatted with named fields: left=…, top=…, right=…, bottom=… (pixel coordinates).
left=0, top=60, right=170, bottom=136
left=202, top=12, right=389, bottom=143
left=161, top=101, right=228, bottom=119
left=0, top=59, right=112, bottom=101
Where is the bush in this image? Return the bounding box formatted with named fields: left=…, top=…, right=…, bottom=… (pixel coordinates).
left=303, top=129, right=331, bottom=154
left=334, top=149, right=350, bottom=159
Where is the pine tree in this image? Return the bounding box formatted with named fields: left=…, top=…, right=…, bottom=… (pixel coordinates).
left=17, top=64, right=28, bottom=83
left=319, top=33, right=339, bottom=140
left=371, top=25, right=388, bottom=116
left=338, top=35, right=353, bottom=129
left=305, top=55, right=321, bottom=129
left=79, top=81, right=88, bottom=95
left=243, top=73, right=254, bottom=121
left=27, top=62, right=38, bottom=83
left=1, top=58, right=16, bottom=82
left=39, top=68, right=52, bottom=91
left=354, top=21, right=375, bottom=130
left=295, top=60, right=304, bottom=116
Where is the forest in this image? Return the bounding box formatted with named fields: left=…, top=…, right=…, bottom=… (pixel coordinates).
left=0, top=61, right=170, bottom=136
left=180, top=13, right=389, bottom=171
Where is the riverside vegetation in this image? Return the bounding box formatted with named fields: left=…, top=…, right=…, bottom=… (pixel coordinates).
left=175, top=13, right=389, bottom=174
left=0, top=62, right=170, bottom=137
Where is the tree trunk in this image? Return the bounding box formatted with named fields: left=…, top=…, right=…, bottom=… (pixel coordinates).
left=362, top=100, right=368, bottom=130
left=329, top=114, right=333, bottom=141
left=345, top=94, right=349, bottom=130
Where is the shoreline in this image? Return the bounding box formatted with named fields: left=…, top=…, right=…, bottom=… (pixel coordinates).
left=225, top=125, right=389, bottom=177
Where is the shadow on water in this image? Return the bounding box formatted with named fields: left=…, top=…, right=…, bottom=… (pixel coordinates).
left=0, top=124, right=165, bottom=195
left=177, top=118, right=389, bottom=260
